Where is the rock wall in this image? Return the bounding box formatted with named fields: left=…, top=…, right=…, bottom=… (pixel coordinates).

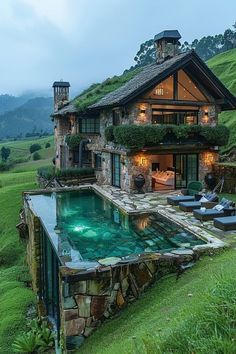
left=199, top=151, right=218, bottom=182
left=59, top=252, right=193, bottom=350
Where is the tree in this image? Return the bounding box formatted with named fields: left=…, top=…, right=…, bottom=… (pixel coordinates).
left=45, top=142, right=51, bottom=148
left=29, top=144, right=41, bottom=154
left=32, top=152, right=41, bottom=160
left=1, top=146, right=10, bottom=161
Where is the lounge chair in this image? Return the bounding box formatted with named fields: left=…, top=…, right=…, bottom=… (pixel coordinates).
left=214, top=216, right=236, bottom=231
left=193, top=198, right=235, bottom=222
left=167, top=195, right=195, bottom=206
left=179, top=192, right=218, bottom=212
left=181, top=181, right=203, bottom=196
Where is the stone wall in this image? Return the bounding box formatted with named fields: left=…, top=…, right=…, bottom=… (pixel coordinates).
left=198, top=105, right=219, bottom=126
left=199, top=151, right=219, bottom=182
left=59, top=252, right=194, bottom=350
left=24, top=202, right=41, bottom=293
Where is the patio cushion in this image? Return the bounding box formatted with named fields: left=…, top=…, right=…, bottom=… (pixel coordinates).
left=214, top=216, right=236, bottom=231
left=193, top=209, right=224, bottom=221
left=179, top=201, right=201, bottom=212
left=166, top=195, right=195, bottom=206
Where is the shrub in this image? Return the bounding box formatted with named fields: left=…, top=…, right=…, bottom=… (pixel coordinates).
left=200, top=124, right=229, bottom=146
left=114, top=125, right=145, bottom=149
left=0, top=161, right=14, bottom=171
left=65, top=134, right=82, bottom=149
left=29, top=144, right=41, bottom=154
left=37, top=166, right=55, bottom=179
left=144, top=125, right=166, bottom=145
left=56, top=167, right=95, bottom=178
left=32, top=152, right=41, bottom=161
left=105, top=125, right=115, bottom=142
left=45, top=142, right=51, bottom=148
left=12, top=318, right=54, bottom=353
left=172, top=124, right=190, bottom=139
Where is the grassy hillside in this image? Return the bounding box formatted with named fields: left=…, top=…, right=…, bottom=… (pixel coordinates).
left=0, top=135, right=54, bottom=170
left=0, top=179, right=37, bottom=353
left=79, top=250, right=236, bottom=354
left=207, top=48, right=236, bottom=153
left=0, top=136, right=55, bottom=352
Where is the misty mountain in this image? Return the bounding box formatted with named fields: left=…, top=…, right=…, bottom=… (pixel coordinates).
left=0, top=97, right=53, bottom=138
left=0, top=94, right=33, bottom=115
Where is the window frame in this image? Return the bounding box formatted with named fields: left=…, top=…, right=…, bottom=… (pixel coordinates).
left=79, top=117, right=100, bottom=134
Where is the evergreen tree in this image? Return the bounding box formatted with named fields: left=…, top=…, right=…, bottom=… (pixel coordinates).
left=1, top=146, right=11, bottom=161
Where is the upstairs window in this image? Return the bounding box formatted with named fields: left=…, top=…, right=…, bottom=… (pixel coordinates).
left=152, top=110, right=198, bottom=125
left=80, top=118, right=100, bottom=133
left=145, top=69, right=208, bottom=102
left=149, top=76, right=174, bottom=99
left=177, top=70, right=207, bottom=101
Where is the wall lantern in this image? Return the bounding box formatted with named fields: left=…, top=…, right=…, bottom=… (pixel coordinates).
left=202, top=110, right=209, bottom=124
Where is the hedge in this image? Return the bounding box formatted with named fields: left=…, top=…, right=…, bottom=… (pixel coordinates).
left=200, top=125, right=230, bottom=146
left=55, top=167, right=95, bottom=178
left=104, top=124, right=229, bottom=148
left=37, top=166, right=55, bottom=179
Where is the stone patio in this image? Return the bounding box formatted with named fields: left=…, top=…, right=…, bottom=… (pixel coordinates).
left=93, top=184, right=236, bottom=248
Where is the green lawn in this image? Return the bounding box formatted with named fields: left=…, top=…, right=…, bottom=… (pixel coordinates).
left=0, top=180, right=37, bottom=353
left=79, top=249, right=236, bottom=354
left=0, top=135, right=54, bottom=166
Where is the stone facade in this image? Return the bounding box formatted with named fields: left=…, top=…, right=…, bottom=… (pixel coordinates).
left=53, top=77, right=222, bottom=193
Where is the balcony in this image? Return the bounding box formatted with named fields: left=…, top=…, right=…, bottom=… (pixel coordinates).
left=104, top=124, right=229, bottom=150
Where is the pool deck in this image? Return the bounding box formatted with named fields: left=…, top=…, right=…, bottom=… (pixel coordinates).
left=93, top=185, right=236, bottom=249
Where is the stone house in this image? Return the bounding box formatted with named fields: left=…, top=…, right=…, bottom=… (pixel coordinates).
left=52, top=30, right=236, bottom=192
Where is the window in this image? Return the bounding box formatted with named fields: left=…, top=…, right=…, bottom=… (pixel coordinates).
left=94, top=153, right=102, bottom=169
left=177, top=70, right=207, bottom=101
left=149, top=76, right=174, bottom=99
left=112, top=110, right=120, bottom=126
left=152, top=110, right=198, bottom=125
left=146, top=69, right=208, bottom=102
left=80, top=118, right=100, bottom=133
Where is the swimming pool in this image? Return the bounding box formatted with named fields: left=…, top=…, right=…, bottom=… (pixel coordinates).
left=28, top=188, right=205, bottom=264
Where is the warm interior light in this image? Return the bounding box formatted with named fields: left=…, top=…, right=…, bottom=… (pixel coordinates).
left=202, top=152, right=215, bottom=166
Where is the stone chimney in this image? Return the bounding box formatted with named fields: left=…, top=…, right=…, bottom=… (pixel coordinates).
left=52, top=80, right=70, bottom=112
left=154, top=30, right=181, bottom=64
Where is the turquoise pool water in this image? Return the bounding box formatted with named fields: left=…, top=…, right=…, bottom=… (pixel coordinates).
left=29, top=189, right=205, bottom=262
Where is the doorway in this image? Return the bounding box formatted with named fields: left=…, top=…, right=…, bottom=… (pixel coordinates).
left=111, top=153, right=121, bottom=187
left=174, top=154, right=198, bottom=189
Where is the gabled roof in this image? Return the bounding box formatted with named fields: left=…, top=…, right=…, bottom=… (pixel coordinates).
left=55, top=50, right=236, bottom=116
left=89, top=50, right=236, bottom=111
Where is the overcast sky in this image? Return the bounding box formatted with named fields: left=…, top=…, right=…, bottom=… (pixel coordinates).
left=0, top=0, right=235, bottom=96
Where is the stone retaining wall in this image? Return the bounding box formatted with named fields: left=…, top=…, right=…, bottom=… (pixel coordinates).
left=59, top=252, right=194, bottom=350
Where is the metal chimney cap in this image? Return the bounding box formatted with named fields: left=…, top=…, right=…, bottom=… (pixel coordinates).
left=154, top=30, right=181, bottom=42
left=52, top=81, right=70, bottom=88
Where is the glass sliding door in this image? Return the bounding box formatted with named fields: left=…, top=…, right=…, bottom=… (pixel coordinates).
left=175, top=154, right=187, bottom=188
left=111, top=153, right=121, bottom=187
left=174, top=154, right=198, bottom=189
